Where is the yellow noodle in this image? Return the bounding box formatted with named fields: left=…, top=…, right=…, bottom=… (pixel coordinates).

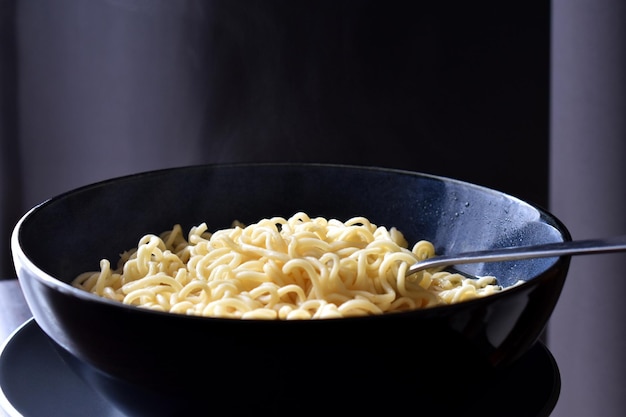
left=72, top=212, right=508, bottom=319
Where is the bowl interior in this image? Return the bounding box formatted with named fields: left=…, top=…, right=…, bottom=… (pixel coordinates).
left=17, top=163, right=568, bottom=290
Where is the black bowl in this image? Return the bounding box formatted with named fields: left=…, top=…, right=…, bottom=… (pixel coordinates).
left=11, top=163, right=570, bottom=416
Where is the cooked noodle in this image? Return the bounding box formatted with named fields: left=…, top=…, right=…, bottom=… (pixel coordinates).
left=72, top=212, right=504, bottom=319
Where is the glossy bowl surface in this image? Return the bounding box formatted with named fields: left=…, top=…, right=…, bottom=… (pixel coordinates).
left=12, top=163, right=570, bottom=416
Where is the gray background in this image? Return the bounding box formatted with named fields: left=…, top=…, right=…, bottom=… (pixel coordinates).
left=1, top=1, right=624, bottom=416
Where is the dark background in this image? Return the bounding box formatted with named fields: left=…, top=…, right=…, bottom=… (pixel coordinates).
left=0, top=1, right=549, bottom=278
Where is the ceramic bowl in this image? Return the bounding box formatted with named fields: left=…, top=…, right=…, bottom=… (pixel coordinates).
left=11, top=163, right=570, bottom=416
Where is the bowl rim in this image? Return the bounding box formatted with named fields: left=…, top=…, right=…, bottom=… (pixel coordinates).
left=10, top=162, right=572, bottom=322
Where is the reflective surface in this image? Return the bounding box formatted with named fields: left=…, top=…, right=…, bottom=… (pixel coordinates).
left=0, top=319, right=124, bottom=417
left=1, top=318, right=560, bottom=417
